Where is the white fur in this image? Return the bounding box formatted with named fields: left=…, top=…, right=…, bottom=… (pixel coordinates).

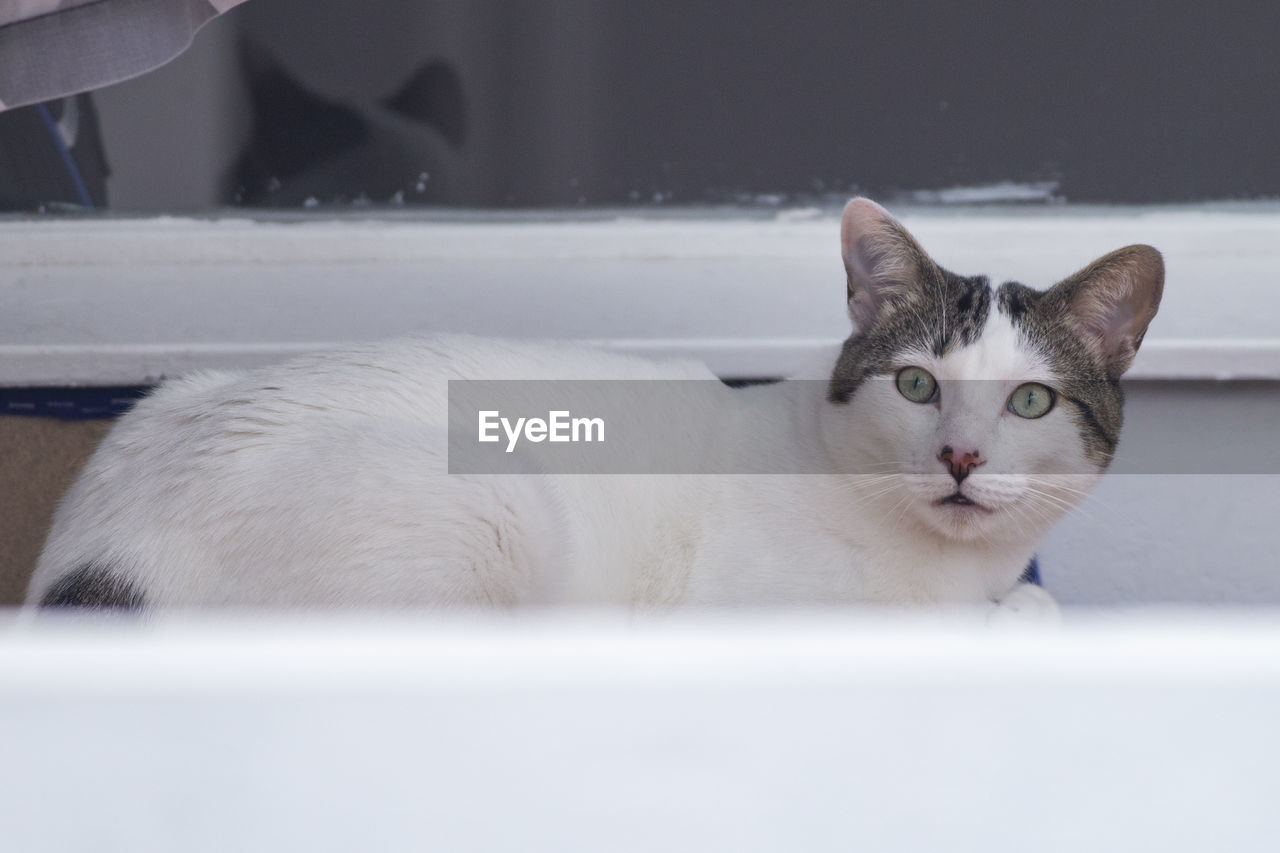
left=29, top=328, right=1084, bottom=616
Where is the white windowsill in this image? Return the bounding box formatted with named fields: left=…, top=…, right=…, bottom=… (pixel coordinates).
left=2, top=207, right=1276, bottom=386
left=5, top=613, right=1280, bottom=850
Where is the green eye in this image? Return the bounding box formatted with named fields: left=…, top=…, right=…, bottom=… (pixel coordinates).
left=1008, top=382, right=1056, bottom=419
left=896, top=366, right=938, bottom=404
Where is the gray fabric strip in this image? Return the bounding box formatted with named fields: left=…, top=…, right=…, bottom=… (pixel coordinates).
left=0, top=0, right=248, bottom=112
left=0, top=1, right=105, bottom=30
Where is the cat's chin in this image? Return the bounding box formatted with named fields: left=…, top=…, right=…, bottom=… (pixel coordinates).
left=896, top=476, right=1010, bottom=541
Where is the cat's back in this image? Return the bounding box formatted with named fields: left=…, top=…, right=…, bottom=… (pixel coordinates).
left=165, top=335, right=713, bottom=424
left=66, top=334, right=715, bottom=455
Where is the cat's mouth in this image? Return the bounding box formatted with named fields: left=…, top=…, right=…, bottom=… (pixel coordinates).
left=937, top=492, right=991, bottom=512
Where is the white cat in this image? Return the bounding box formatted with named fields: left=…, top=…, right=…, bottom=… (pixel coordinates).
left=28, top=199, right=1162, bottom=615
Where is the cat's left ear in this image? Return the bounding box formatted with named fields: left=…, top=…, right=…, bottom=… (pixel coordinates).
left=1056, top=245, right=1164, bottom=378
left=840, top=197, right=939, bottom=333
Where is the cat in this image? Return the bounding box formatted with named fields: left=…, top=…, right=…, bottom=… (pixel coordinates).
left=27, top=198, right=1162, bottom=615
left=227, top=39, right=463, bottom=207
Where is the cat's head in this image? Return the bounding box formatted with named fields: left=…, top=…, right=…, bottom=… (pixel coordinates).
left=822, top=198, right=1163, bottom=543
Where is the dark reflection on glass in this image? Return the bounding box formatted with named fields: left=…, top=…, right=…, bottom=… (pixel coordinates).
left=7, top=1, right=1280, bottom=213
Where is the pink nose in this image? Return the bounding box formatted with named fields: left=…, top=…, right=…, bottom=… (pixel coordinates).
left=938, top=445, right=985, bottom=484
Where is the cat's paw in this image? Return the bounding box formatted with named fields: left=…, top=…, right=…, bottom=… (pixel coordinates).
left=988, top=582, right=1060, bottom=627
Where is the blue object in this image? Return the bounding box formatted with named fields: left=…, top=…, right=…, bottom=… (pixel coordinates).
left=1019, top=555, right=1042, bottom=586
left=35, top=101, right=94, bottom=209
left=0, top=386, right=148, bottom=419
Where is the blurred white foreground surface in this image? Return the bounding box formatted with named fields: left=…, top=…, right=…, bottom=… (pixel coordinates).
left=2, top=612, right=1279, bottom=852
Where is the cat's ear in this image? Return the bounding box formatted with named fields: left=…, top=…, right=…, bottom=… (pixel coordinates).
left=840, top=197, right=938, bottom=332
left=1056, top=245, right=1164, bottom=378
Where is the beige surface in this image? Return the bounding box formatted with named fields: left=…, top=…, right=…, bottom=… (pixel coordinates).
left=0, top=416, right=110, bottom=605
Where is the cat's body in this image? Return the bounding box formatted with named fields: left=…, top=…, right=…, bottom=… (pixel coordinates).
left=28, top=200, right=1163, bottom=614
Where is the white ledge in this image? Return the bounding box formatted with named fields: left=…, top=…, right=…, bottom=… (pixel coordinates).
left=1, top=337, right=1278, bottom=387
left=2, top=209, right=1276, bottom=386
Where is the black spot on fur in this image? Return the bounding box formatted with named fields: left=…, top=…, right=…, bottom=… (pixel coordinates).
left=40, top=563, right=146, bottom=611
left=996, top=281, right=1034, bottom=322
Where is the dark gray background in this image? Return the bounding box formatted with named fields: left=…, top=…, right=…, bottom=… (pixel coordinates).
left=85, top=0, right=1280, bottom=210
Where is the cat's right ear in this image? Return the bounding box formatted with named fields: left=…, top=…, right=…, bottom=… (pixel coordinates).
left=1054, top=244, right=1164, bottom=379
left=840, top=198, right=935, bottom=333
